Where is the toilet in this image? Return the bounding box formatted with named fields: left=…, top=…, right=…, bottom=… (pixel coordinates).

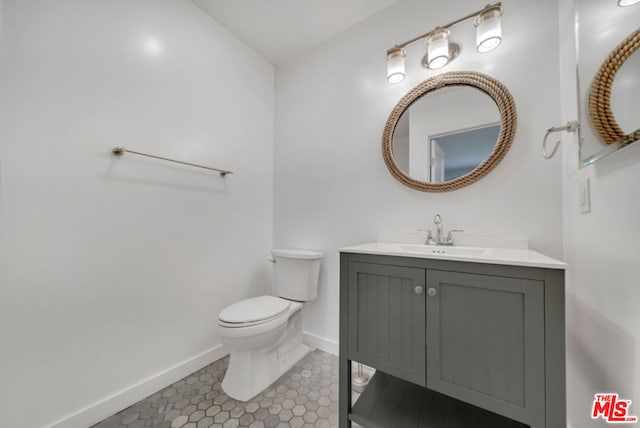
left=218, top=249, right=323, bottom=401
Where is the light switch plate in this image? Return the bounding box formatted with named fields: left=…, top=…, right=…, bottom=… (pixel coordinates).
left=579, top=178, right=590, bottom=213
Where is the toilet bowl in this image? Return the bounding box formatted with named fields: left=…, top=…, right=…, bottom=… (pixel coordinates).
left=218, top=249, right=323, bottom=401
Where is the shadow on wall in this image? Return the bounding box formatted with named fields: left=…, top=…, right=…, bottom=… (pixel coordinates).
left=566, top=292, right=636, bottom=427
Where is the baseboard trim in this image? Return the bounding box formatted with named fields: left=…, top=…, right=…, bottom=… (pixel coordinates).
left=303, top=332, right=338, bottom=356
left=47, top=345, right=229, bottom=428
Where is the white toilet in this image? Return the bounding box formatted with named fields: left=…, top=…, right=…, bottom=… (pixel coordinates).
left=218, top=249, right=323, bottom=401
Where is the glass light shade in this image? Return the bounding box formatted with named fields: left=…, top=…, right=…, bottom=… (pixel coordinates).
left=475, top=8, right=502, bottom=53
left=426, top=29, right=450, bottom=69
left=387, top=48, right=406, bottom=83
left=618, top=0, right=640, bottom=6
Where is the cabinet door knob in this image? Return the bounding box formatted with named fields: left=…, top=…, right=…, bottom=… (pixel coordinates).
left=427, top=287, right=437, bottom=297
left=415, top=286, right=424, bottom=295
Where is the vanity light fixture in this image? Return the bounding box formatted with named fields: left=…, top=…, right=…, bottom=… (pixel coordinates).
left=618, top=0, right=640, bottom=6
left=386, top=2, right=503, bottom=83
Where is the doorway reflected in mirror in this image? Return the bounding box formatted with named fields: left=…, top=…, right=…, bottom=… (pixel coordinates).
left=429, top=123, right=500, bottom=182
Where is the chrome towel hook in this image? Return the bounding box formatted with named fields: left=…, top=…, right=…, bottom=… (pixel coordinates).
left=542, top=121, right=579, bottom=159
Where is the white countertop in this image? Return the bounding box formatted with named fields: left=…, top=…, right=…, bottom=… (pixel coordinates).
left=340, top=242, right=567, bottom=270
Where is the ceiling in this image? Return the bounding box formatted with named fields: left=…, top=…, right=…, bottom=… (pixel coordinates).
left=190, top=0, right=397, bottom=65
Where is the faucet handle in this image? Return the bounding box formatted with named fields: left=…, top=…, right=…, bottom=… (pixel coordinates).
left=417, top=229, right=434, bottom=245
left=446, top=229, right=464, bottom=243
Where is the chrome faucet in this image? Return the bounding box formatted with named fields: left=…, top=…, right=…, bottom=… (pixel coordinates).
left=434, top=214, right=443, bottom=244
left=429, top=214, right=463, bottom=246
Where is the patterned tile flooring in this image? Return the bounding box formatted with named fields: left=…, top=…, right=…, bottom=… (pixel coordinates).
left=93, top=350, right=339, bottom=428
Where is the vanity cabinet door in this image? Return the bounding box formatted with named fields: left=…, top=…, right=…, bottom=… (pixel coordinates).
left=347, top=262, right=426, bottom=386
left=426, top=270, right=545, bottom=427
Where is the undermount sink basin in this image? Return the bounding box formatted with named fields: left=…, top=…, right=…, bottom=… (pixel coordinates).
left=398, top=244, right=491, bottom=257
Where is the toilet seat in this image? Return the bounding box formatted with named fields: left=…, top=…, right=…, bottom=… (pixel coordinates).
left=218, top=295, right=291, bottom=328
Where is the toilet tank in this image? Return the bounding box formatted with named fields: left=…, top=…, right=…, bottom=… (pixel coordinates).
left=272, top=249, right=324, bottom=301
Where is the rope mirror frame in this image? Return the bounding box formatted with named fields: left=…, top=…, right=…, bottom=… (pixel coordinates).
left=382, top=71, right=517, bottom=193
left=587, top=29, right=640, bottom=146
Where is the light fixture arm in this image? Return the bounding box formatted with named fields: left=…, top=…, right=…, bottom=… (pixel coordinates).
left=389, top=2, right=502, bottom=52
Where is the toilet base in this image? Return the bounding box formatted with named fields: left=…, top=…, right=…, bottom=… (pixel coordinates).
left=222, top=342, right=312, bottom=402
left=221, top=309, right=312, bottom=401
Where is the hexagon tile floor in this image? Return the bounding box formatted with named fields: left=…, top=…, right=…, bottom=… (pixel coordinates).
left=92, top=350, right=338, bottom=428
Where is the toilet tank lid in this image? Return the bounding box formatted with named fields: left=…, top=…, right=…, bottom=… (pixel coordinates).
left=271, top=249, right=324, bottom=260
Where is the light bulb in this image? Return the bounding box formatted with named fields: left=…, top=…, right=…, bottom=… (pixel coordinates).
left=618, top=0, right=640, bottom=6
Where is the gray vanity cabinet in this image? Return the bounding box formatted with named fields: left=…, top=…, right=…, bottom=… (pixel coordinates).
left=425, top=270, right=545, bottom=428
left=339, top=252, right=565, bottom=428
left=347, top=262, right=426, bottom=386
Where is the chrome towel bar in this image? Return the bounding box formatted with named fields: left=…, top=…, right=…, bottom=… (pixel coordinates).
left=112, top=147, right=233, bottom=177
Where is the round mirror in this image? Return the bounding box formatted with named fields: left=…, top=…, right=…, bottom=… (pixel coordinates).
left=382, top=71, right=517, bottom=192
left=587, top=30, right=640, bottom=147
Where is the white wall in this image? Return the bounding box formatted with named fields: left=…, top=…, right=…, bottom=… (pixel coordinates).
left=0, top=1, right=274, bottom=427
left=559, top=0, right=640, bottom=426
left=275, top=0, right=563, bottom=348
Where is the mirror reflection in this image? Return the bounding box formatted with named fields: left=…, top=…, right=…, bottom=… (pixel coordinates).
left=610, top=51, right=640, bottom=133
left=391, top=86, right=500, bottom=183
left=577, top=0, right=640, bottom=165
